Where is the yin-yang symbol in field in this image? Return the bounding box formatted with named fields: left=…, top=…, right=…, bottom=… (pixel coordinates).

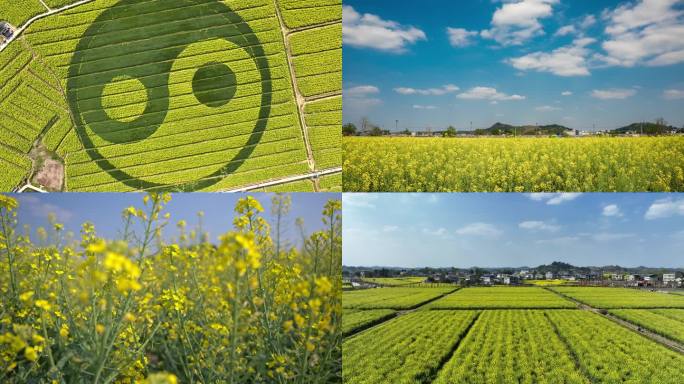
left=67, top=0, right=271, bottom=191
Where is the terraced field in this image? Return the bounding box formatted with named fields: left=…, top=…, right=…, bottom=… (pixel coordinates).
left=551, top=287, right=684, bottom=308
left=0, top=0, right=341, bottom=191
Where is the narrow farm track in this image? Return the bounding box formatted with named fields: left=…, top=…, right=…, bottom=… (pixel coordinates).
left=545, top=287, right=684, bottom=354
left=273, top=0, right=315, bottom=175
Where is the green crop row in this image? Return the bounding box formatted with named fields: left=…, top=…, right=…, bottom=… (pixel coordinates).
left=427, top=287, right=576, bottom=309
left=261, top=179, right=314, bottom=192
left=435, top=310, right=587, bottom=384
left=546, top=310, right=684, bottom=382
left=0, top=0, right=45, bottom=27
left=342, top=309, right=395, bottom=337
left=343, top=310, right=478, bottom=384
left=0, top=149, right=31, bottom=190
left=551, top=287, right=684, bottom=308
left=289, top=24, right=341, bottom=56
left=609, top=309, right=684, bottom=344
left=343, top=287, right=455, bottom=309
left=318, top=173, right=341, bottom=192
left=362, top=277, right=427, bottom=286
left=278, top=0, right=341, bottom=29
left=304, top=96, right=341, bottom=170
left=67, top=139, right=307, bottom=189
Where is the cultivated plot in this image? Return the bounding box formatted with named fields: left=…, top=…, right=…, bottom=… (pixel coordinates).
left=546, top=310, right=684, bottom=382
left=426, top=287, right=576, bottom=309
left=609, top=309, right=684, bottom=344
left=342, top=309, right=395, bottom=337
left=0, top=0, right=341, bottom=191
left=343, top=137, right=684, bottom=192
left=434, top=310, right=588, bottom=384
left=343, top=310, right=479, bottom=384
left=342, top=287, right=456, bottom=309
left=552, top=287, right=684, bottom=308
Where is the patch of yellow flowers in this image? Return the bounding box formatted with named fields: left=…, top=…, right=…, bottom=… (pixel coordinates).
left=343, top=137, right=684, bottom=191
left=0, top=193, right=341, bottom=383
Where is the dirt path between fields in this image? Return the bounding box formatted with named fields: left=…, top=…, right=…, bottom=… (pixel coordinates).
left=546, top=287, right=684, bottom=354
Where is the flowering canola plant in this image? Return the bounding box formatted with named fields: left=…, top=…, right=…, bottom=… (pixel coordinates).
left=0, top=193, right=341, bottom=383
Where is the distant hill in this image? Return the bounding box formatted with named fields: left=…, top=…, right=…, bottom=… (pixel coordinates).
left=472, top=122, right=573, bottom=136
left=611, top=122, right=681, bottom=135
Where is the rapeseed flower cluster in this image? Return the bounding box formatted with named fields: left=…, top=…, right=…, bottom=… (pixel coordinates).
left=0, top=193, right=341, bottom=383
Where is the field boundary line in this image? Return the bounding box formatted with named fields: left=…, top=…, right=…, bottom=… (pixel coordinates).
left=416, top=311, right=481, bottom=384
left=343, top=287, right=460, bottom=340
left=342, top=311, right=398, bottom=339
left=543, top=311, right=596, bottom=383
left=273, top=0, right=316, bottom=179
left=38, top=0, right=52, bottom=12
left=0, top=0, right=97, bottom=53
left=544, top=287, right=684, bottom=354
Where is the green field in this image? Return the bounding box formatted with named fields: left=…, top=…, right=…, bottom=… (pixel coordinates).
left=342, top=309, right=395, bottom=337
left=426, top=287, right=576, bottom=309
left=361, top=276, right=426, bottom=286
left=609, top=309, right=684, bottom=343
left=433, top=310, right=587, bottom=384
left=0, top=0, right=341, bottom=191
left=343, top=137, right=684, bottom=192
left=343, top=310, right=480, bottom=384
left=342, top=286, right=684, bottom=383
left=342, top=287, right=455, bottom=309
left=551, top=287, right=684, bottom=308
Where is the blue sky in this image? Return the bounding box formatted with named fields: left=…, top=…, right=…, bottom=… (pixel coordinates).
left=343, top=193, right=684, bottom=268
left=6, top=193, right=338, bottom=245
left=343, top=0, right=684, bottom=131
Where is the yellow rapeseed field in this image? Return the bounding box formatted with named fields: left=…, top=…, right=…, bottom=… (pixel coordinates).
left=343, top=137, right=684, bottom=192
left=0, top=193, right=341, bottom=383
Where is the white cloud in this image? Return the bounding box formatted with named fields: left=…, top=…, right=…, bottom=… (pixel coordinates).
left=645, top=198, right=684, bottom=220
left=519, top=220, right=561, bottom=232
left=535, top=236, right=580, bottom=245
left=663, top=89, right=684, bottom=100
left=423, top=227, right=448, bottom=236
left=343, top=194, right=378, bottom=209
left=593, top=233, right=635, bottom=241
left=561, top=91, right=573, bottom=96
left=382, top=225, right=399, bottom=233
left=527, top=193, right=582, bottom=205
left=457, top=86, right=525, bottom=101
left=17, top=196, right=74, bottom=222
left=507, top=38, right=595, bottom=76
left=580, top=15, right=597, bottom=29
left=447, top=27, right=479, bottom=47
left=591, top=88, right=637, bottom=100
left=455, top=222, right=502, bottom=237
left=394, top=84, right=459, bottom=96
left=344, top=85, right=382, bottom=110
left=555, top=25, right=576, bottom=36
left=481, top=0, right=559, bottom=46
left=602, top=204, right=623, bottom=217
left=598, top=0, right=684, bottom=67
left=343, top=5, right=427, bottom=53
left=345, top=85, right=379, bottom=97
left=413, top=105, right=438, bottom=110
left=547, top=193, right=582, bottom=205
left=535, top=105, right=561, bottom=112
